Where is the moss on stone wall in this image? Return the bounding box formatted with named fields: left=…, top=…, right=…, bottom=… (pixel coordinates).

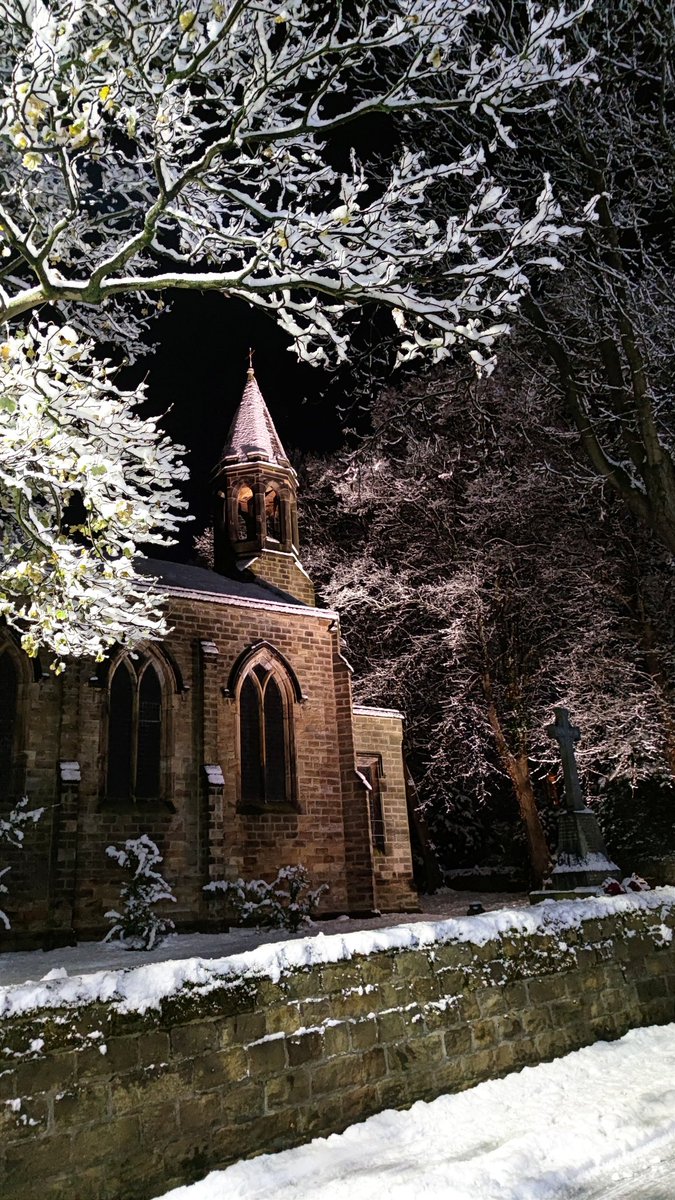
left=2, top=900, right=675, bottom=1200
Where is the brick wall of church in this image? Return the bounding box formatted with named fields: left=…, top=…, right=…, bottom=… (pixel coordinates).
left=2, top=590, right=416, bottom=944
left=246, top=551, right=316, bottom=606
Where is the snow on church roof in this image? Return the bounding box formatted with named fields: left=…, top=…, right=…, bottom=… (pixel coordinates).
left=219, top=367, right=291, bottom=469
left=134, top=558, right=306, bottom=608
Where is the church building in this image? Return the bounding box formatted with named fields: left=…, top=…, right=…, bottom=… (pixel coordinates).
left=0, top=368, right=418, bottom=947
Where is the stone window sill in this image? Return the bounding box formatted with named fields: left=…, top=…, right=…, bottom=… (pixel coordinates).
left=99, top=797, right=177, bottom=814
left=237, top=800, right=300, bottom=815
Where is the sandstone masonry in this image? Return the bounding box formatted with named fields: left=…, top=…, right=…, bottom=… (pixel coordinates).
left=0, top=369, right=418, bottom=944
left=1, top=897, right=674, bottom=1199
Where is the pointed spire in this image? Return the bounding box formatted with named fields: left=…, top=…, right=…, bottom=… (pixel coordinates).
left=220, top=363, right=291, bottom=469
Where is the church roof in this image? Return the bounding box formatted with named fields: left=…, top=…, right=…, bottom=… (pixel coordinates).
left=219, top=368, right=291, bottom=469
left=135, top=558, right=306, bottom=607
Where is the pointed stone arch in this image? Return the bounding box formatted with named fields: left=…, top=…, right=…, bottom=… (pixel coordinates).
left=103, top=645, right=176, bottom=806
left=224, top=640, right=305, bottom=703
left=0, top=635, right=33, bottom=800
left=229, top=642, right=301, bottom=811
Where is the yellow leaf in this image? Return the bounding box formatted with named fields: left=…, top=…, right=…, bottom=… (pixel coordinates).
left=179, top=10, right=196, bottom=30
left=99, top=85, right=111, bottom=102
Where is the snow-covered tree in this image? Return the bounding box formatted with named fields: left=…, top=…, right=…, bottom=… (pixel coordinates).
left=103, top=833, right=176, bottom=949
left=0, top=321, right=188, bottom=665
left=0, top=0, right=598, bottom=656
left=512, top=1, right=675, bottom=554
left=302, top=358, right=675, bottom=884
left=0, top=0, right=595, bottom=360
left=0, top=794, right=43, bottom=929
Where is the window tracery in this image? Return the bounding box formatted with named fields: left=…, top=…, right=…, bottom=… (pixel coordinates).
left=237, top=650, right=295, bottom=808
left=107, top=656, right=163, bottom=801
left=0, top=648, right=18, bottom=799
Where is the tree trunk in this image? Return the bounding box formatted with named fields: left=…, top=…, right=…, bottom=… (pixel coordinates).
left=507, top=750, right=552, bottom=889
left=404, top=763, right=443, bottom=893
left=481, top=674, right=552, bottom=888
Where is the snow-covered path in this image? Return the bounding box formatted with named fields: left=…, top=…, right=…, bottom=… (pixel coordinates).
left=154, top=1024, right=675, bottom=1200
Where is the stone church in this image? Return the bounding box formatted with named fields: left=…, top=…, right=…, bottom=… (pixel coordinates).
left=0, top=368, right=418, bottom=947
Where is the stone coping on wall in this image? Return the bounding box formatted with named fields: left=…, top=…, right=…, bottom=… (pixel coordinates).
left=352, top=705, right=405, bottom=720
left=1, top=888, right=674, bottom=1020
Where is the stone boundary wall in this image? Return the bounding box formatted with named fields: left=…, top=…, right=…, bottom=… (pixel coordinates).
left=2, top=899, right=675, bottom=1200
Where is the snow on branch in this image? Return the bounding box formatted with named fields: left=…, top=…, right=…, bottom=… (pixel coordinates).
left=0, top=320, right=189, bottom=665
left=0, top=796, right=43, bottom=930
left=0, top=0, right=595, bottom=362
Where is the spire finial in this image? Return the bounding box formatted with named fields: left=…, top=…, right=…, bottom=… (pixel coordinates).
left=247, top=347, right=255, bottom=379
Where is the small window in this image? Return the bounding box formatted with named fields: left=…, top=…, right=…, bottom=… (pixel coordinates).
left=265, top=485, right=282, bottom=541
left=358, top=755, right=386, bottom=853
left=238, top=660, right=292, bottom=807
left=236, top=484, right=256, bottom=541
left=106, top=658, right=163, bottom=801
left=0, top=650, right=18, bottom=798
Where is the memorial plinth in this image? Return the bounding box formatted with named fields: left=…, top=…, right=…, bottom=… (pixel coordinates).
left=531, top=707, right=620, bottom=903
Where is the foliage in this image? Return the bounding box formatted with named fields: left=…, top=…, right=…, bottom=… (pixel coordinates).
left=301, top=356, right=675, bottom=878
left=0, top=0, right=599, bottom=655
left=103, top=833, right=176, bottom=949
left=0, top=794, right=43, bottom=930
left=0, top=320, right=188, bottom=665
left=205, top=865, right=329, bottom=931
left=514, top=0, right=675, bottom=554
left=595, top=777, right=675, bottom=861
left=0, top=0, right=595, bottom=363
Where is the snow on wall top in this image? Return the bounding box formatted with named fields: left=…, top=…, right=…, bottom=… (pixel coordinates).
left=1, top=889, right=673, bottom=1020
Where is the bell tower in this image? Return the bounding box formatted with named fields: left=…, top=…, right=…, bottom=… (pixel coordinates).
left=213, top=365, right=315, bottom=605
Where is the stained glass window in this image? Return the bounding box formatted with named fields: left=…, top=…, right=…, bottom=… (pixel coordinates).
left=107, top=659, right=162, bottom=801
left=239, top=662, right=291, bottom=806
left=0, top=652, right=18, bottom=797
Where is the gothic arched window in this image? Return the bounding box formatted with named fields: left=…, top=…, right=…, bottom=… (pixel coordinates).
left=106, top=658, right=163, bottom=801
left=264, top=484, right=282, bottom=541
left=236, top=483, right=256, bottom=541
left=0, top=649, right=18, bottom=798
left=238, top=656, right=294, bottom=808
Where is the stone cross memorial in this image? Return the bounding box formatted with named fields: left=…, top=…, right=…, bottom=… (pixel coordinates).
left=531, top=706, right=620, bottom=901
left=546, top=707, right=585, bottom=812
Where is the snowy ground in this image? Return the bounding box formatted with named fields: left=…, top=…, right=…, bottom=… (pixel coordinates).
left=0, top=889, right=529, bottom=988
left=153, top=1024, right=675, bottom=1200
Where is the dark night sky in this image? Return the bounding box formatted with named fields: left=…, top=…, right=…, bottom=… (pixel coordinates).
left=133, top=111, right=408, bottom=559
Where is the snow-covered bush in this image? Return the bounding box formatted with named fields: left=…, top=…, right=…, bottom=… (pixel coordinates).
left=0, top=795, right=43, bottom=930
left=104, top=834, right=176, bottom=950
left=204, top=865, right=329, bottom=932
